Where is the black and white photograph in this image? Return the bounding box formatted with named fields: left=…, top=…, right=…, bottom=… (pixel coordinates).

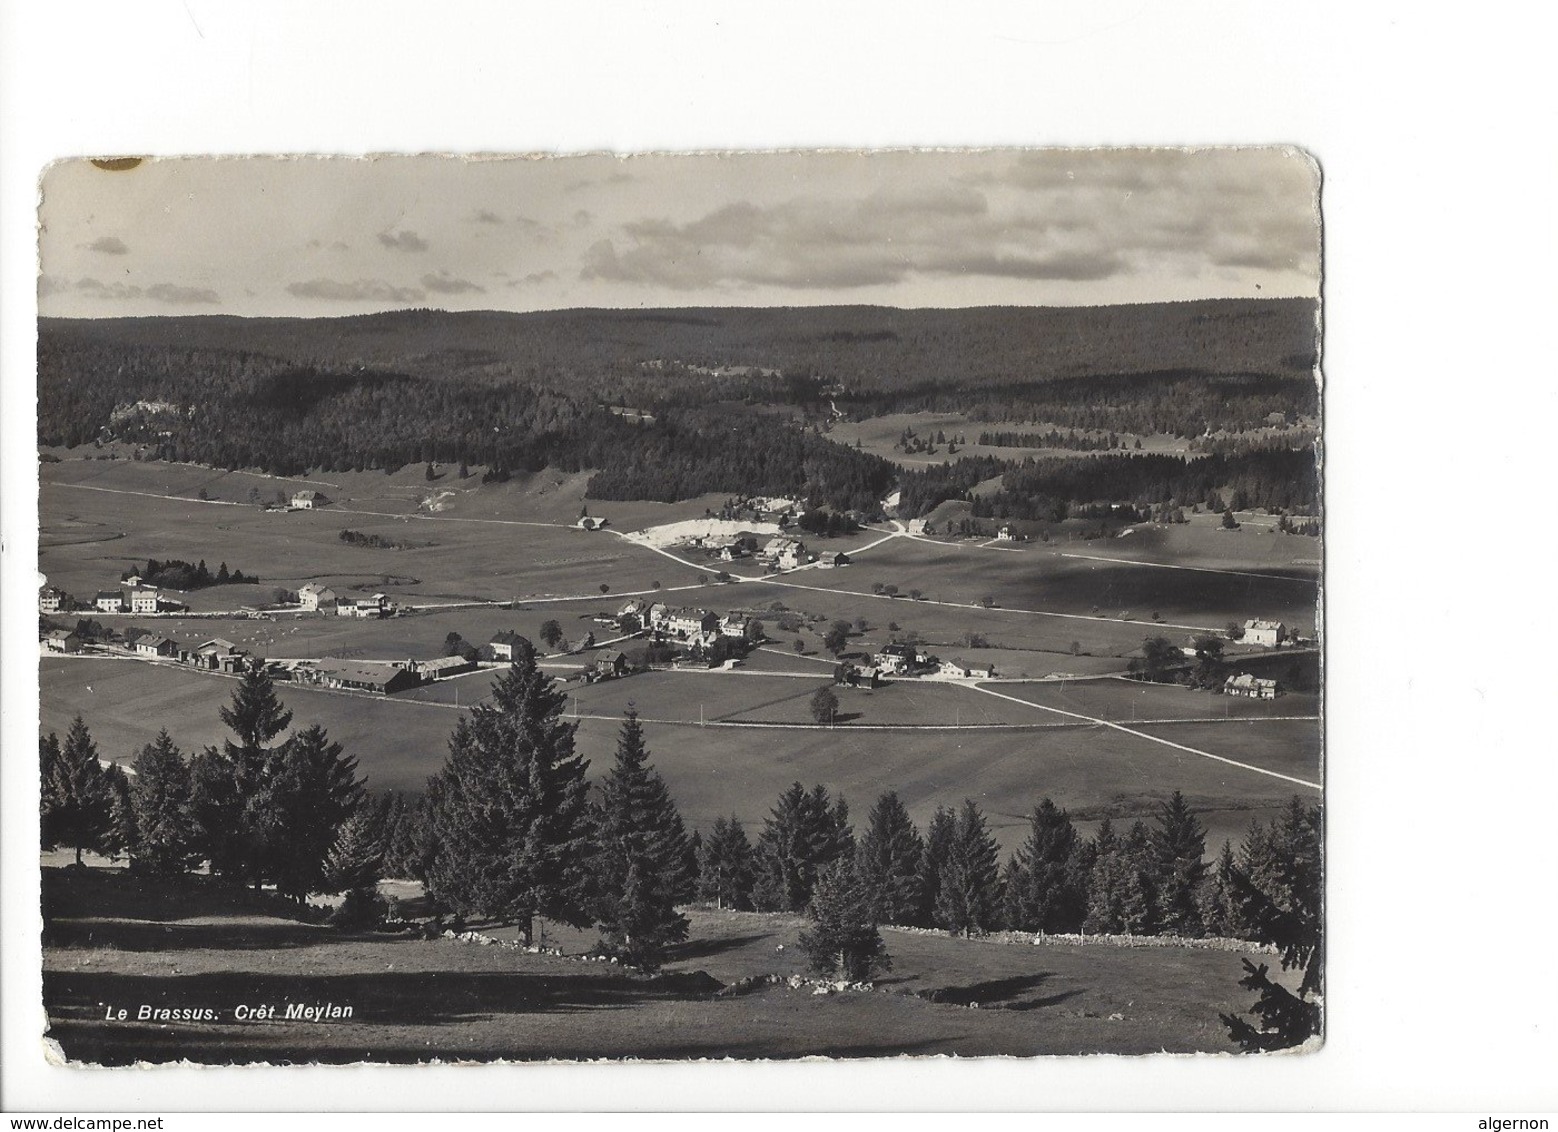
left=33, top=148, right=1323, bottom=1064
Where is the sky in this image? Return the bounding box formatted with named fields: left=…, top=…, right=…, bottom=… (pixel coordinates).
left=37, top=149, right=1320, bottom=318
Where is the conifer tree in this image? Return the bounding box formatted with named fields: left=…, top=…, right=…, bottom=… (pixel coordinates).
left=915, top=805, right=957, bottom=928
left=38, top=734, right=62, bottom=850
left=324, top=805, right=386, bottom=892
left=589, top=708, right=692, bottom=969
left=1201, top=839, right=1246, bottom=939
left=1084, top=818, right=1155, bottom=934
left=854, top=791, right=924, bottom=926
left=799, top=860, right=892, bottom=982
left=1151, top=790, right=1209, bottom=936
left=934, top=799, right=1003, bottom=937
left=41, top=717, right=116, bottom=864
left=128, top=730, right=198, bottom=877
left=750, top=782, right=853, bottom=912
left=697, top=815, right=755, bottom=910
left=257, top=724, right=365, bottom=900
left=425, top=650, right=593, bottom=943
left=1220, top=798, right=1323, bottom=1051
left=1003, top=798, right=1086, bottom=933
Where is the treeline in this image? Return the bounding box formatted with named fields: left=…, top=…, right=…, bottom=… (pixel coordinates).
left=978, top=428, right=1140, bottom=452
left=121, top=557, right=253, bottom=589
left=897, top=448, right=1319, bottom=520
left=41, top=298, right=1317, bottom=398
left=36, top=336, right=894, bottom=513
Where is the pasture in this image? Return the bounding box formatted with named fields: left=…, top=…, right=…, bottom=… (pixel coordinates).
left=42, top=867, right=1271, bottom=1062
left=826, top=411, right=1197, bottom=470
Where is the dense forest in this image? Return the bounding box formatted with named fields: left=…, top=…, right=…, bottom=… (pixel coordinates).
left=897, top=449, right=1320, bottom=520
left=37, top=299, right=1318, bottom=512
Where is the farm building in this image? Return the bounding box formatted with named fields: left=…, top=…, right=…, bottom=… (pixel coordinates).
left=94, top=591, right=125, bottom=613
left=189, top=639, right=247, bottom=672
left=133, top=634, right=179, bottom=659
left=1225, top=673, right=1281, bottom=699
left=310, top=660, right=422, bottom=696
left=1242, top=619, right=1288, bottom=648
left=874, top=643, right=931, bottom=675
left=719, top=612, right=758, bottom=640
left=417, top=655, right=476, bottom=680
left=298, top=583, right=338, bottom=612
left=41, top=629, right=82, bottom=654
left=39, top=586, right=74, bottom=614
left=594, top=651, right=629, bottom=679
left=760, top=536, right=808, bottom=568
left=489, top=630, right=532, bottom=662
left=618, top=597, right=647, bottom=619
left=938, top=658, right=992, bottom=679
left=337, top=593, right=392, bottom=619
left=291, top=489, right=327, bottom=509
left=816, top=552, right=851, bottom=569
left=575, top=515, right=609, bottom=531
left=837, top=662, right=882, bottom=689
left=128, top=586, right=161, bottom=614
left=654, top=606, right=718, bottom=641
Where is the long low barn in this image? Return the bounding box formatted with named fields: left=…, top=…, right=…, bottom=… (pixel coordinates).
left=309, top=660, right=422, bottom=695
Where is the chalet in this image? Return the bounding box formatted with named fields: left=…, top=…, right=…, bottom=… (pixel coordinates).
left=575, top=515, right=609, bottom=531
left=1242, top=619, right=1287, bottom=648
left=128, top=586, right=161, bottom=614
left=337, top=593, right=391, bottom=619
left=645, top=601, right=669, bottom=628
left=298, top=583, right=338, bottom=612
left=134, top=634, right=179, bottom=659
left=655, top=606, right=719, bottom=641
left=291, top=489, right=327, bottom=509
left=966, top=662, right=995, bottom=679
left=39, top=586, right=74, bottom=614
left=1225, top=673, right=1280, bottom=699
left=41, top=629, right=82, bottom=654
left=996, top=525, right=1026, bottom=542
left=777, top=542, right=808, bottom=570
left=816, top=552, right=850, bottom=569
left=716, top=543, right=747, bottom=562
left=939, top=659, right=971, bottom=678
left=719, top=612, right=756, bottom=640
left=311, top=660, right=421, bottom=696
left=489, top=630, right=532, bottom=662
left=838, top=662, right=882, bottom=689
left=594, top=651, right=629, bottom=679
left=94, top=590, right=125, bottom=613
left=418, top=655, right=476, bottom=680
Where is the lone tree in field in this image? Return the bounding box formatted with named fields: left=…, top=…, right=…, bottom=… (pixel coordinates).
left=697, top=815, right=755, bottom=910
left=539, top=619, right=565, bottom=651
left=41, top=719, right=117, bottom=865
left=128, top=730, right=199, bottom=877
left=823, top=620, right=851, bottom=656
left=854, top=791, right=925, bottom=926
left=1003, top=798, right=1087, bottom=934
left=1220, top=798, right=1323, bottom=1051
left=425, top=650, right=593, bottom=944
left=799, top=861, right=892, bottom=982
left=588, top=708, right=694, bottom=970
left=810, top=685, right=840, bottom=726
left=934, top=799, right=1003, bottom=937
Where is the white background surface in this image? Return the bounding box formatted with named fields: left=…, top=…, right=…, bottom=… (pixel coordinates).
left=3, top=0, right=1555, bottom=1113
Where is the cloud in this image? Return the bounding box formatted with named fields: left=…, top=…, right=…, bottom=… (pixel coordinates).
left=472, top=210, right=504, bottom=225
left=501, top=269, right=558, bottom=289
left=145, top=283, right=220, bottom=304
left=286, top=278, right=426, bottom=302
left=377, top=229, right=429, bottom=252
left=75, top=277, right=142, bottom=300
left=38, top=275, right=67, bottom=297
left=420, top=271, right=485, bottom=295
left=88, top=236, right=129, bottom=255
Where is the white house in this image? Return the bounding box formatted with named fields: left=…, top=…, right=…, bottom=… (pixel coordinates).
left=1225, top=673, right=1280, bottom=699
left=337, top=593, right=391, bottom=619
left=996, top=525, right=1022, bottom=542
left=134, top=634, right=179, bottom=659
left=42, top=629, right=82, bottom=654
left=128, top=586, right=161, bottom=614
left=291, top=489, right=327, bottom=509
left=1242, top=619, right=1287, bottom=648
left=94, top=590, right=125, bottom=613
left=298, top=583, right=338, bottom=612
left=719, top=612, right=756, bottom=640
left=489, top=630, right=531, bottom=662
left=655, top=606, right=718, bottom=641
left=39, top=586, right=72, bottom=614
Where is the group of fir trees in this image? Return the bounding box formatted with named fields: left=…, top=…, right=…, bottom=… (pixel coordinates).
left=40, top=659, right=366, bottom=903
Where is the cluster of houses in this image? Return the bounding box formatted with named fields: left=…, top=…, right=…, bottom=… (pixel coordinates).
left=760, top=537, right=811, bottom=570
left=45, top=628, right=253, bottom=672
left=297, top=585, right=395, bottom=618
left=614, top=599, right=761, bottom=649
left=850, top=643, right=996, bottom=685
left=1224, top=672, right=1281, bottom=699
left=40, top=581, right=181, bottom=616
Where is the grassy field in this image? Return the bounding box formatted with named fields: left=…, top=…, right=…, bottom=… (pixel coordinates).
left=826, top=411, right=1200, bottom=470
left=42, top=866, right=1276, bottom=1062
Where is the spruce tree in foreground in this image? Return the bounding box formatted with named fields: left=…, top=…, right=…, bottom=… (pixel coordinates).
left=697, top=815, right=755, bottom=910
left=589, top=708, right=692, bottom=970
left=751, top=782, right=853, bottom=912
left=257, top=724, right=365, bottom=900
left=1221, top=798, right=1323, bottom=1051
left=1085, top=819, right=1155, bottom=935
left=854, top=791, right=924, bottom=926
left=1003, top=798, right=1086, bottom=933
left=128, top=730, right=199, bottom=877
left=41, top=717, right=117, bottom=865
left=425, top=651, right=593, bottom=943
left=934, top=799, right=1003, bottom=937
left=1151, top=790, right=1208, bottom=936
left=915, top=805, right=957, bottom=928
left=799, top=860, right=892, bottom=982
